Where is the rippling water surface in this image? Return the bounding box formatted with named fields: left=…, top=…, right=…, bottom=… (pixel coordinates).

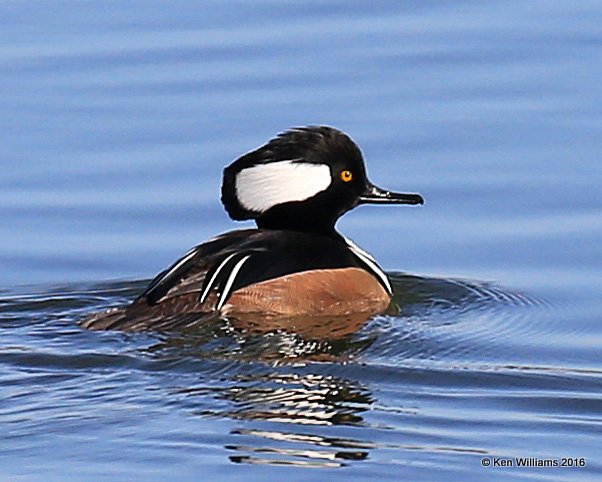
left=2, top=1, right=602, bottom=480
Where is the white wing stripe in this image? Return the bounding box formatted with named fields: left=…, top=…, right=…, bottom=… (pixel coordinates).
left=149, top=248, right=197, bottom=296
left=216, top=255, right=252, bottom=310
left=165, top=249, right=196, bottom=276
left=199, top=252, right=239, bottom=304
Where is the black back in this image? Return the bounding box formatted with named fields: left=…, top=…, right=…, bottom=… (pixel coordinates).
left=139, top=229, right=380, bottom=308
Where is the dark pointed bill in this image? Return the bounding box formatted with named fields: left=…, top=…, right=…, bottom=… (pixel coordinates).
left=359, top=183, right=424, bottom=205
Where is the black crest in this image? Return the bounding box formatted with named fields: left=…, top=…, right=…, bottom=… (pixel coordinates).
left=220, top=126, right=367, bottom=224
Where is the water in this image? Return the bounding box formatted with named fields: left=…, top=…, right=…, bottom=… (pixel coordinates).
left=1, top=1, right=601, bottom=480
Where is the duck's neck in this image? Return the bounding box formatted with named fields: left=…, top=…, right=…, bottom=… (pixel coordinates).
left=255, top=211, right=340, bottom=239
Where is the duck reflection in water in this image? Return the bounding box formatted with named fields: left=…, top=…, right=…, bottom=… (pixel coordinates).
left=145, top=317, right=381, bottom=468
left=178, top=370, right=375, bottom=468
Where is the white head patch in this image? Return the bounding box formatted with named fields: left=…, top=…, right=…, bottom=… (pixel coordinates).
left=235, top=160, right=332, bottom=213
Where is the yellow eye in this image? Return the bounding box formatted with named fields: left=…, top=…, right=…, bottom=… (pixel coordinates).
left=340, top=170, right=353, bottom=182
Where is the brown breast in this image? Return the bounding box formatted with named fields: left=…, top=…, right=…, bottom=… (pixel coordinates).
left=82, top=267, right=391, bottom=335
left=221, top=267, right=391, bottom=336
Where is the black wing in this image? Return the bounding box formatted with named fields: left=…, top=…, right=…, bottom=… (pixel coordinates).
left=139, top=229, right=255, bottom=305
left=82, top=229, right=384, bottom=331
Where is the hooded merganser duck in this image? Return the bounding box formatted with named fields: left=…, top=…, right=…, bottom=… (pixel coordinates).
left=81, top=126, right=424, bottom=332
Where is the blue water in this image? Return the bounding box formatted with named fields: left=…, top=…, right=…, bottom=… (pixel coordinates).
left=1, top=1, right=601, bottom=480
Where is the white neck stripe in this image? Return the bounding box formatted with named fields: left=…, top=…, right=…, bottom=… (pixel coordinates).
left=343, top=236, right=392, bottom=295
